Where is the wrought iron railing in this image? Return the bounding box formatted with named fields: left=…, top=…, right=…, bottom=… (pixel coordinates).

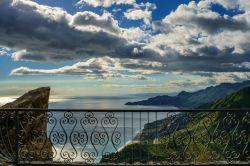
left=0, top=109, right=249, bottom=165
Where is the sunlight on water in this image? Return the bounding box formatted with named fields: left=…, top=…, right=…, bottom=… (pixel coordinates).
left=48, top=96, right=177, bottom=110
left=0, top=95, right=177, bottom=163
left=0, top=96, right=17, bottom=106
left=48, top=111, right=172, bottom=163
left=47, top=97, right=177, bottom=163
left=0, top=96, right=74, bottom=107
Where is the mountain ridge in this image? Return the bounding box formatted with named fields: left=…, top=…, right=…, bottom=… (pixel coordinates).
left=200, top=85, right=250, bottom=109
left=102, top=85, right=250, bottom=164
left=126, top=80, right=250, bottom=108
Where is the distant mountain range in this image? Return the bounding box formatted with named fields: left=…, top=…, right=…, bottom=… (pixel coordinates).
left=126, top=80, right=250, bottom=108
left=102, top=85, right=250, bottom=164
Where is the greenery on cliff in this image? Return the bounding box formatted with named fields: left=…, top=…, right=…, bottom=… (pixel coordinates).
left=199, top=85, right=250, bottom=109
left=102, top=86, right=250, bottom=164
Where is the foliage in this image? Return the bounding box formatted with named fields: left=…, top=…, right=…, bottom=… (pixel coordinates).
left=102, top=86, right=250, bottom=163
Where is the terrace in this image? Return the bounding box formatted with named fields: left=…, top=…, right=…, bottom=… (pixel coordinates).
left=0, top=109, right=249, bottom=165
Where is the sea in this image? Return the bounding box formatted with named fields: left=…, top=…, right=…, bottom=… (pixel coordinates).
left=0, top=95, right=178, bottom=163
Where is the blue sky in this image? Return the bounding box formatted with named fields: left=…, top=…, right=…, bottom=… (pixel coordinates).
left=0, top=0, right=250, bottom=97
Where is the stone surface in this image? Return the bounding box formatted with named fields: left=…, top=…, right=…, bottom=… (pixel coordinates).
left=0, top=87, right=52, bottom=163
left=1, top=87, right=50, bottom=109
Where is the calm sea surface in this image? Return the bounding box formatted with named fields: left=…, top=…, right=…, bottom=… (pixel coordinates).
left=48, top=96, right=178, bottom=162
left=0, top=95, right=177, bottom=163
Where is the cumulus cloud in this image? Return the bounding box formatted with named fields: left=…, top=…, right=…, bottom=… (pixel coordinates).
left=0, top=47, right=11, bottom=56
left=11, top=66, right=148, bottom=80
left=10, top=57, right=164, bottom=80
left=0, top=0, right=156, bottom=63
left=192, top=71, right=250, bottom=83
left=70, top=11, right=120, bottom=33
left=201, top=0, right=250, bottom=11
left=2, top=0, right=250, bottom=82
left=124, top=9, right=152, bottom=24
left=134, top=2, right=157, bottom=11
left=124, top=2, right=157, bottom=24
left=76, top=0, right=135, bottom=8
left=147, top=1, right=250, bottom=73
left=155, top=1, right=249, bottom=34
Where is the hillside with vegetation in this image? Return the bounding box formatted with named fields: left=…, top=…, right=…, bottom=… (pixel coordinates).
left=102, top=87, right=250, bottom=164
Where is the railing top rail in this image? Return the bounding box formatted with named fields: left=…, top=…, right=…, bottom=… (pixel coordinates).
left=0, top=108, right=249, bottom=112
left=0, top=107, right=249, bottom=165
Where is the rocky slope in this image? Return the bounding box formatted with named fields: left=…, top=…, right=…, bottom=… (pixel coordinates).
left=1, top=87, right=50, bottom=109
left=0, top=87, right=52, bottom=162
left=126, top=80, right=250, bottom=108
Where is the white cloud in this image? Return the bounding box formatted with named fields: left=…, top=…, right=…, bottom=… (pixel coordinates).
left=121, top=27, right=151, bottom=43
left=193, top=71, right=250, bottom=83
left=124, top=2, right=157, bottom=24
left=160, top=1, right=249, bottom=34
left=0, top=47, right=11, bottom=56
left=112, top=8, right=122, bottom=13
left=124, top=9, right=152, bottom=24
left=12, top=49, right=29, bottom=61
left=134, top=2, right=157, bottom=10
left=10, top=57, right=163, bottom=80
left=0, top=0, right=156, bottom=63
left=2, top=0, right=250, bottom=81
left=70, top=11, right=120, bottom=34
left=202, top=0, right=250, bottom=11
left=147, top=0, right=250, bottom=72
left=76, top=0, right=135, bottom=8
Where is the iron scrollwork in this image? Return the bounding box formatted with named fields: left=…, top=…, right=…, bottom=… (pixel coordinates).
left=0, top=109, right=249, bottom=165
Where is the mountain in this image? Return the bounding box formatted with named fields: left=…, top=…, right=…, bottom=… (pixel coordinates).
left=126, top=80, right=250, bottom=108
left=200, top=86, right=250, bottom=109
left=102, top=86, right=250, bottom=164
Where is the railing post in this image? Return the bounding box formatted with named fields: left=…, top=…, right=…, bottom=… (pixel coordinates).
left=15, top=110, right=19, bottom=166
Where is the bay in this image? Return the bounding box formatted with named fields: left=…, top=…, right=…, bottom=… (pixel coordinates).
left=48, top=96, right=178, bottom=163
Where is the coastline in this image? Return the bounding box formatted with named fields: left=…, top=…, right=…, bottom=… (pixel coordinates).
left=118, top=129, right=142, bottom=152
left=0, top=95, right=174, bottom=163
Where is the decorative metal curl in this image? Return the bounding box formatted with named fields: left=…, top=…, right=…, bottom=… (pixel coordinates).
left=80, top=112, right=99, bottom=164
left=0, top=109, right=249, bottom=165
left=101, top=112, right=120, bottom=158
left=59, top=111, right=77, bottom=163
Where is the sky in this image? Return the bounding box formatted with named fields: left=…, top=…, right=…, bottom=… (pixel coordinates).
left=0, top=0, right=250, bottom=97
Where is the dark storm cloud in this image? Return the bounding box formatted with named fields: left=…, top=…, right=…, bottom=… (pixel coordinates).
left=191, top=16, right=249, bottom=34
left=165, top=50, right=250, bottom=72
left=0, top=0, right=156, bottom=62
left=2, top=0, right=250, bottom=78
left=155, top=15, right=249, bottom=36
